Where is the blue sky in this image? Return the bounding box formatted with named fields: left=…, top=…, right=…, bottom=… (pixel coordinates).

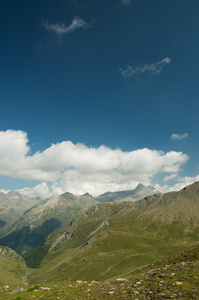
left=0, top=0, right=199, bottom=197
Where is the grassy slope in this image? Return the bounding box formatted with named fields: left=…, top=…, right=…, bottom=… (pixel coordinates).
left=27, top=182, right=199, bottom=283
left=1, top=243, right=199, bottom=299
left=28, top=202, right=195, bottom=282
left=0, top=252, right=30, bottom=287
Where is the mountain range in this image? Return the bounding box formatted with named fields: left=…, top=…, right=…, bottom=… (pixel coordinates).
left=96, top=183, right=158, bottom=202
left=0, top=182, right=199, bottom=298
left=0, top=183, right=157, bottom=256
left=27, top=181, right=199, bottom=282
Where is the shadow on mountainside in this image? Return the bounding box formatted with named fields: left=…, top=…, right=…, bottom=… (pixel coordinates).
left=0, top=218, right=61, bottom=256
left=0, top=219, right=6, bottom=228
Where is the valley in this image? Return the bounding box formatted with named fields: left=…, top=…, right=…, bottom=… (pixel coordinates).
left=0, top=182, right=199, bottom=299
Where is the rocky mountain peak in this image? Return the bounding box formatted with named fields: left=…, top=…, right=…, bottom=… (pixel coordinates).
left=135, top=183, right=145, bottom=190
left=82, top=193, right=93, bottom=198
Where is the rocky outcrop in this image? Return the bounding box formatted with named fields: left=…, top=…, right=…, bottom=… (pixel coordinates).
left=0, top=246, right=25, bottom=263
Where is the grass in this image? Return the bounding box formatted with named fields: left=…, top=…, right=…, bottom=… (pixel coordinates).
left=27, top=221, right=189, bottom=284
left=0, top=254, right=30, bottom=287
left=1, top=244, right=199, bottom=299
left=22, top=196, right=199, bottom=284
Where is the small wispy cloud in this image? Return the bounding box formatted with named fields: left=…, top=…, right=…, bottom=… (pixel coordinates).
left=121, top=0, right=132, bottom=5
left=170, top=133, right=188, bottom=140
left=43, top=17, right=92, bottom=36
left=119, top=57, right=172, bottom=77
left=164, top=173, right=178, bottom=182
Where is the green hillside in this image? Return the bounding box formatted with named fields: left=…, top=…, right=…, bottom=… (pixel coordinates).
left=0, top=247, right=30, bottom=287
left=0, top=182, right=199, bottom=298
left=27, top=182, right=199, bottom=283
left=1, top=243, right=199, bottom=299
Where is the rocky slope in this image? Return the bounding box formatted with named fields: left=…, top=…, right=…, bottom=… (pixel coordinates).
left=0, top=246, right=25, bottom=264
left=0, top=191, right=39, bottom=232
left=95, top=183, right=158, bottom=203
left=0, top=184, right=157, bottom=257
left=0, top=192, right=97, bottom=255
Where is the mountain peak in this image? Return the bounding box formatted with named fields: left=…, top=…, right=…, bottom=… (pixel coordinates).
left=82, top=193, right=93, bottom=198
left=147, top=185, right=156, bottom=192
left=135, top=183, right=145, bottom=190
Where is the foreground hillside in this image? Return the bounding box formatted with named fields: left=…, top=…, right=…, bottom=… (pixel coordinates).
left=1, top=243, right=199, bottom=299
left=26, top=182, right=199, bottom=282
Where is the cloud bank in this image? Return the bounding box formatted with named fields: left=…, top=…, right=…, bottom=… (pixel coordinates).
left=170, top=133, right=188, bottom=140
left=0, top=130, right=191, bottom=198
left=43, top=17, right=92, bottom=36
left=119, top=57, right=171, bottom=77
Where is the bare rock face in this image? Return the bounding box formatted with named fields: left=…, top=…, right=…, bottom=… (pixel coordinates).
left=95, top=183, right=159, bottom=203
left=0, top=191, right=39, bottom=226
left=0, top=246, right=25, bottom=263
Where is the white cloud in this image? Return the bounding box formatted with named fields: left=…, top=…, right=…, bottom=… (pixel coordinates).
left=18, top=183, right=51, bottom=199
left=43, top=17, right=92, bottom=36
left=156, top=174, right=199, bottom=193
left=164, top=173, right=178, bottom=182
left=121, top=0, right=132, bottom=5
left=119, top=57, right=172, bottom=77
left=0, top=189, right=10, bottom=194
left=170, top=133, right=188, bottom=140
left=0, top=130, right=190, bottom=198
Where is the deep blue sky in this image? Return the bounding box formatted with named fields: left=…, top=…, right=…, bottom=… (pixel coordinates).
left=0, top=0, right=199, bottom=196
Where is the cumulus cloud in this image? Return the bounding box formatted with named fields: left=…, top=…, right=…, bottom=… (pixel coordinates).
left=119, top=57, right=171, bottom=77
left=0, top=130, right=190, bottom=198
left=43, top=17, right=92, bottom=36
left=170, top=133, right=188, bottom=140
left=18, top=183, right=51, bottom=199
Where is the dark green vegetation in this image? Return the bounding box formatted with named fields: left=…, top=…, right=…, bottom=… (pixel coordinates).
left=0, top=218, right=61, bottom=255
left=0, top=220, right=6, bottom=228
left=0, top=182, right=199, bottom=299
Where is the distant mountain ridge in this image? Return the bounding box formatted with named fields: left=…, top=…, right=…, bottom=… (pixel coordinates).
left=95, top=183, right=158, bottom=203
left=0, top=183, right=159, bottom=260
left=0, top=191, right=39, bottom=228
